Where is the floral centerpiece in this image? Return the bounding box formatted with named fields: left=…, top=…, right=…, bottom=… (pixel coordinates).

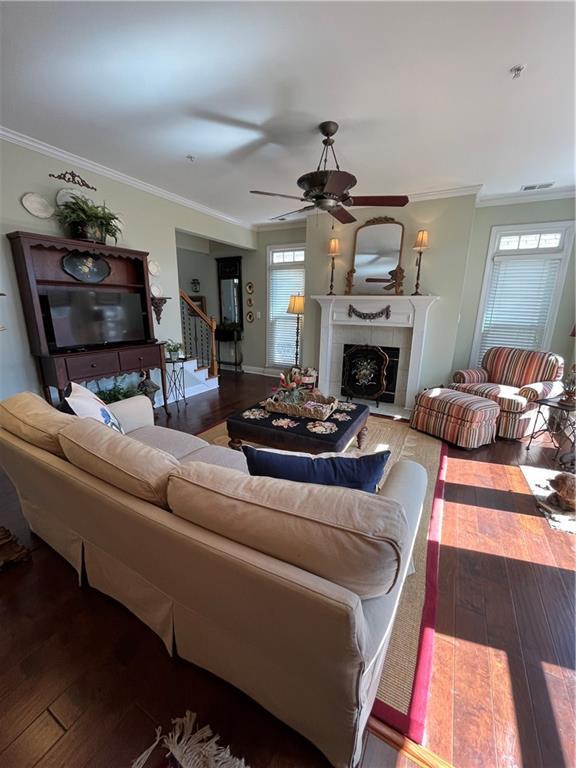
left=264, top=367, right=337, bottom=420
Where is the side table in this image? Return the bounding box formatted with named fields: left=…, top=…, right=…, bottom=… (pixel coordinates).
left=165, top=358, right=187, bottom=411
left=526, top=396, right=575, bottom=471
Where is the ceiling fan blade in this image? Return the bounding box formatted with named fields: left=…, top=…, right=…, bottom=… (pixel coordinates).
left=270, top=205, right=316, bottom=221
left=323, top=171, right=354, bottom=197
left=251, top=190, right=305, bottom=201
left=226, top=137, right=270, bottom=163
left=348, top=195, right=410, bottom=207
left=329, top=206, right=356, bottom=224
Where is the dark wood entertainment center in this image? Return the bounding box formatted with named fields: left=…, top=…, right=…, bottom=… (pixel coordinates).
left=7, top=231, right=169, bottom=413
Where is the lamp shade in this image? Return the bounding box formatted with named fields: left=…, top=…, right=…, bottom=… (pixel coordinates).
left=328, top=237, right=340, bottom=256
left=287, top=294, right=305, bottom=315
left=413, top=230, right=429, bottom=251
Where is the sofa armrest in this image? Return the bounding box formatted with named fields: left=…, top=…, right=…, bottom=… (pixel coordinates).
left=379, top=460, right=427, bottom=538
left=108, top=395, right=154, bottom=433
left=452, top=367, right=489, bottom=384
left=518, top=380, right=564, bottom=402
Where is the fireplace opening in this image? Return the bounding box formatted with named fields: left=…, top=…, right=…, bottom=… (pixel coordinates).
left=341, top=345, right=400, bottom=405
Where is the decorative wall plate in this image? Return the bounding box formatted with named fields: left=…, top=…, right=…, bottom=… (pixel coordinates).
left=246, top=296, right=254, bottom=307
left=246, top=310, right=255, bottom=323
left=148, top=259, right=161, bottom=276
left=21, top=193, right=54, bottom=219
left=62, top=253, right=111, bottom=283
left=150, top=283, right=164, bottom=297
left=245, top=281, right=254, bottom=295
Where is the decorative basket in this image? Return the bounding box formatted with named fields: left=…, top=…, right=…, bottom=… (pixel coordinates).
left=264, top=390, right=339, bottom=421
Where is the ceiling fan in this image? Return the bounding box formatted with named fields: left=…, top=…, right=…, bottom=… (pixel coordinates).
left=250, top=120, right=409, bottom=224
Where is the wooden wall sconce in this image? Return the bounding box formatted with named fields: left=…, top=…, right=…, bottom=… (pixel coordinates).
left=151, top=296, right=170, bottom=324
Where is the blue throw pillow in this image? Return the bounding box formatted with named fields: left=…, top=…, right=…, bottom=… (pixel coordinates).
left=242, top=446, right=390, bottom=493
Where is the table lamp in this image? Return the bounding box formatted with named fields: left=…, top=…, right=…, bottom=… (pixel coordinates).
left=287, top=294, right=305, bottom=367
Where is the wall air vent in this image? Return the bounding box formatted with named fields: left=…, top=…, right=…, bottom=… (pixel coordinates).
left=521, top=183, right=554, bottom=191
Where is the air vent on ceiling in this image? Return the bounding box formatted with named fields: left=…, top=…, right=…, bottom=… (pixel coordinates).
left=521, top=182, right=554, bottom=191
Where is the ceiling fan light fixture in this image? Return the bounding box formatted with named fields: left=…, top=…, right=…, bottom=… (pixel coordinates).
left=250, top=120, right=409, bottom=224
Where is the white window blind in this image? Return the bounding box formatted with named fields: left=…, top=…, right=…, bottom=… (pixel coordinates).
left=476, top=255, right=562, bottom=363
left=267, top=247, right=305, bottom=367
left=471, top=222, right=573, bottom=367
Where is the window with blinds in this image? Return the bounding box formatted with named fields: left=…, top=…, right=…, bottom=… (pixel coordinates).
left=471, top=222, right=573, bottom=366
left=266, top=246, right=305, bottom=368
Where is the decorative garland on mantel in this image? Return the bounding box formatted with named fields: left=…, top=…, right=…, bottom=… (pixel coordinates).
left=347, top=304, right=391, bottom=321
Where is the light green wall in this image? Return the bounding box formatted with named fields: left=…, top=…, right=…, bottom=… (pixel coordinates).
left=0, top=139, right=255, bottom=398
left=302, top=197, right=477, bottom=388
left=210, top=226, right=306, bottom=369
left=177, top=247, right=219, bottom=319
left=453, top=198, right=576, bottom=371
left=175, top=231, right=211, bottom=254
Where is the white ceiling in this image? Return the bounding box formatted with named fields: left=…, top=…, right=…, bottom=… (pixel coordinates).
left=1, top=1, right=574, bottom=225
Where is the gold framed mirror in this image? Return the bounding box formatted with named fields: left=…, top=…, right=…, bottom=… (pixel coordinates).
left=345, top=216, right=405, bottom=295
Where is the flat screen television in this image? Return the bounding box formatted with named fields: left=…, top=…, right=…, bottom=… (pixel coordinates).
left=44, top=288, right=146, bottom=351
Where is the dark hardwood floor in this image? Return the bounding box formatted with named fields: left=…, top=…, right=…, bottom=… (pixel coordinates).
left=0, top=372, right=574, bottom=768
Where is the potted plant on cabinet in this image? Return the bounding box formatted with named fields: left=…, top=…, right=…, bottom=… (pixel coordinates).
left=54, top=194, right=122, bottom=244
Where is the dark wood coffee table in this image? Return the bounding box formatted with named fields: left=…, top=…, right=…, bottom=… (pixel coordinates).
left=226, top=402, right=370, bottom=454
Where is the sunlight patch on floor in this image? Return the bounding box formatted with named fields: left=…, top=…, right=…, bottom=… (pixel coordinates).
left=446, top=456, right=524, bottom=492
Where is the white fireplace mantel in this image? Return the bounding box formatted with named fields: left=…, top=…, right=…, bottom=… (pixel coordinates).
left=312, top=294, right=439, bottom=408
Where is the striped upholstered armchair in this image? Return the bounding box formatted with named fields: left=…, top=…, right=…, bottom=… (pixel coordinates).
left=450, top=347, right=564, bottom=439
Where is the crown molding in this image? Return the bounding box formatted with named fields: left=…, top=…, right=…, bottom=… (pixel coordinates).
left=476, top=186, right=576, bottom=207
left=408, top=184, right=483, bottom=202
left=0, top=126, right=252, bottom=230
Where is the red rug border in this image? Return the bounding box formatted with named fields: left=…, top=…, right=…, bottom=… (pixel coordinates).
left=371, top=441, right=448, bottom=743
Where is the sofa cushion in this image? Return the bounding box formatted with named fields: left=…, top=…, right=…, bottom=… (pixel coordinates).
left=129, top=425, right=208, bottom=459
left=449, top=382, right=527, bottom=413
left=59, top=418, right=179, bottom=508
left=167, top=463, right=407, bottom=598
left=64, top=383, right=124, bottom=433
left=0, top=392, right=75, bottom=458
left=242, top=445, right=390, bottom=492
left=181, top=445, right=249, bottom=473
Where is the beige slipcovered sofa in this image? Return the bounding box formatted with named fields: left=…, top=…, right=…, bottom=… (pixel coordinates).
left=0, top=392, right=428, bottom=768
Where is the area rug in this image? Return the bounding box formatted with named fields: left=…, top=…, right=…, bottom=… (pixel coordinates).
left=198, top=415, right=446, bottom=743
left=132, top=710, right=249, bottom=768
left=519, top=464, right=576, bottom=534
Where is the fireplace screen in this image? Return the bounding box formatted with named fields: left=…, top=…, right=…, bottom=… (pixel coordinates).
left=341, top=345, right=400, bottom=404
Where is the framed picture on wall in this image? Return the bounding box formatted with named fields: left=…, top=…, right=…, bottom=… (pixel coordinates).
left=188, top=295, right=207, bottom=314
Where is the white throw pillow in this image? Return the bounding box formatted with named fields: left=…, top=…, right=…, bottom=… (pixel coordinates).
left=64, top=382, right=124, bottom=433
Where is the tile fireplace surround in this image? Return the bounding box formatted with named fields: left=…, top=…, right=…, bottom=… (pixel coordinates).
left=313, top=295, right=439, bottom=410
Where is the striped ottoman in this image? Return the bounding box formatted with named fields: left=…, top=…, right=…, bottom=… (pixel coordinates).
left=410, top=388, right=500, bottom=449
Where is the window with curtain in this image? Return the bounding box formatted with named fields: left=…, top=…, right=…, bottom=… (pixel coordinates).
left=471, top=223, right=573, bottom=365
left=266, top=246, right=305, bottom=367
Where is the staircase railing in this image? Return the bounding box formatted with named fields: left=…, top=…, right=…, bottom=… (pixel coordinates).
left=179, top=290, right=218, bottom=378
